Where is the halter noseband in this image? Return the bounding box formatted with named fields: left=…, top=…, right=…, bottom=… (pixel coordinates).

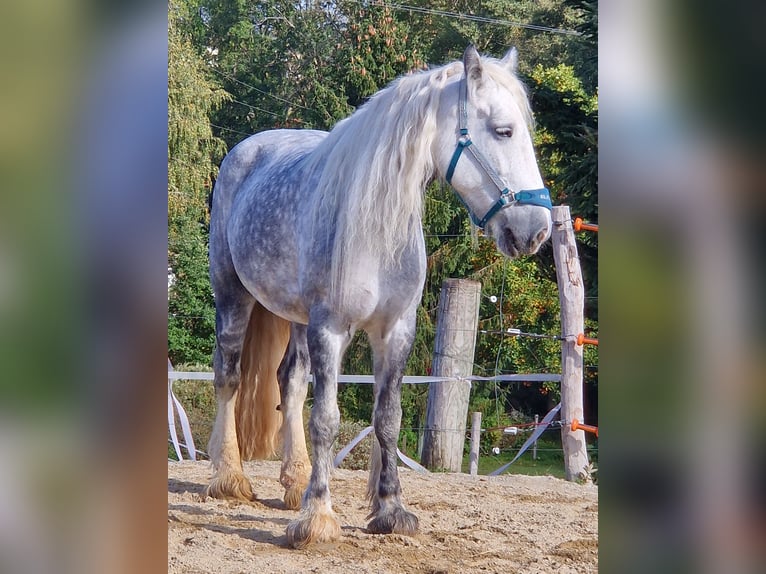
left=445, top=76, right=552, bottom=228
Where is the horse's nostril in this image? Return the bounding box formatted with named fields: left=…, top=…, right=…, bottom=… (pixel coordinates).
left=535, top=229, right=548, bottom=244
left=504, top=229, right=519, bottom=250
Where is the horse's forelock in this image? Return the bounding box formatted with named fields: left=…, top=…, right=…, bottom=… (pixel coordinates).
left=482, top=59, right=534, bottom=130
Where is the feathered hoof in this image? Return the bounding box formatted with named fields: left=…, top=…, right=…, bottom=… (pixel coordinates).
left=286, top=509, right=341, bottom=549
left=280, top=462, right=310, bottom=511
left=204, top=471, right=255, bottom=502
left=367, top=506, right=419, bottom=536
left=283, top=483, right=306, bottom=511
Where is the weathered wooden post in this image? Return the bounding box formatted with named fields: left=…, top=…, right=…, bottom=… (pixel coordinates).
left=421, top=279, right=481, bottom=472
left=551, top=206, right=589, bottom=480
left=532, top=414, right=539, bottom=460
left=468, top=411, right=482, bottom=475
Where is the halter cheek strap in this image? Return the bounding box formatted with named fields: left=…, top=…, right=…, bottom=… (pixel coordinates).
left=445, top=77, right=552, bottom=228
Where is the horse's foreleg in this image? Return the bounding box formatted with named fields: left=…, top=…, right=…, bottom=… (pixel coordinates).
left=206, top=299, right=255, bottom=501
left=367, top=313, right=419, bottom=536
left=277, top=324, right=311, bottom=510
left=286, top=318, right=348, bottom=548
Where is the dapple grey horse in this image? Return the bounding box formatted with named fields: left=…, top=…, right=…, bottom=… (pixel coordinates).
left=206, top=45, right=552, bottom=548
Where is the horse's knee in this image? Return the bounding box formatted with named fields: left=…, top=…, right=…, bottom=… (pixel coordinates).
left=276, top=347, right=297, bottom=388
left=213, top=347, right=242, bottom=392
left=277, top=332, right=310, bottom=402
left=213, top=375, right=240, bottom=400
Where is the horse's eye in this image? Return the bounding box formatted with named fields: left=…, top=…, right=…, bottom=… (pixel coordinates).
left=495, top=127, right=513, bottom=138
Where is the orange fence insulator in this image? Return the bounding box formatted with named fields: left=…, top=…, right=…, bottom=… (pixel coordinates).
left=576, top=333, right=598, bottom=346
left=573, top=217, right=598, bottom=233
left=571, top=418, right=598, bottom=437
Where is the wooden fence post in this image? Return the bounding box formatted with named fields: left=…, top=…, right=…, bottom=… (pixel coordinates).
left=421, top=279, right=481, bottom=472
left=469, top=411, right=482, bottom=475
left=551, top=206, right=589, bottom=480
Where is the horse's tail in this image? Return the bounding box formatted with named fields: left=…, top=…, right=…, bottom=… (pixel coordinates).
left=235, top=301, right=291, bottom=460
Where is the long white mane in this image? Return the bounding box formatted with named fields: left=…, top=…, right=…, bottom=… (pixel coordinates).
left=305, top=55, right=533, bottom=296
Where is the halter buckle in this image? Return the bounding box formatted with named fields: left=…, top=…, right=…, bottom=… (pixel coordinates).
left=500, top=188, right=515, bottom=202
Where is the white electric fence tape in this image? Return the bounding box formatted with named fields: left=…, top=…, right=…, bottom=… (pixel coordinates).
left=167, top=372, right=561, bottom=384
left=168, top=361, right=197, bottom=460
left=332, top=424, right=429, bottom=474
left=488, top=402, right=561, bottom=476
left=395, top=448, right=429, bottom=474
left=167, top=380, right=183, bottom=461
left=333, top=425, right=374, bottom=468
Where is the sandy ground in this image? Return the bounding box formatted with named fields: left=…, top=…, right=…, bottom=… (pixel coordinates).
left=168, top=460, right=598, bottom=573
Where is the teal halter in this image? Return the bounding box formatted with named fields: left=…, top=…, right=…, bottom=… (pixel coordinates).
left=445, top=76, right=552, bottom=228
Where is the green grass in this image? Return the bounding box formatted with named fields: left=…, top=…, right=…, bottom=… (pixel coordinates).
left=395, top=435, right=595, bottom=480
left=458, top=439, right=599, bottom=479
left=462, top=445, right=567, bottom=478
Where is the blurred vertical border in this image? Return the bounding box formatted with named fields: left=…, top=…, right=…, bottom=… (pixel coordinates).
left=0, top=1, right=764, bottom=573
left=600, top=0, right=765, bottom=572
left=0, top=1, right=168, bottom=573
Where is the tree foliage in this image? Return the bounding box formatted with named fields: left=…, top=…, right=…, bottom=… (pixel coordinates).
left=168, top=0, right=230, bottom=364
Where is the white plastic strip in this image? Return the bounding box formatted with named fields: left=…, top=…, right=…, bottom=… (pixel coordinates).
left=466, top=374, right=561, bottom=383
left=332, top=424, right=430, bottom=474
left=488, top=402, right=561, bottom=476
left=167, top=371, right=561, bottom=384
left=333, top=425, right=374, bottom=468
left=168, top=371, right=214, bottom=380
left=167, top=380, right=183, bottom=461
left=167, top=359, right=196, bottom=460
left=170, top=383, right=196, bottom=460
left=396, top=449, right=429, bottom=474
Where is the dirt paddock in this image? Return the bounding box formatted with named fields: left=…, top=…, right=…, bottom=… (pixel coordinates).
left=168, top=460, right=597, bottom=573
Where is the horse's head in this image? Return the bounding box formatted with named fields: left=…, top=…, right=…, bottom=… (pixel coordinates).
left=435, top=45, right=552, bottom=258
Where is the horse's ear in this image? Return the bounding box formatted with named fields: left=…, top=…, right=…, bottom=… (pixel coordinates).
left=501, top=47, right=519, bottom=73
left=463, top=44, right=484, bottom=88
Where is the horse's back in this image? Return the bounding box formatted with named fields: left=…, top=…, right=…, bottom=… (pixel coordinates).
left=210, top=129, right=327, bottom=318
left=211, top=129, right=327, bottom=225
left=210, top=129, right=326, bottom=273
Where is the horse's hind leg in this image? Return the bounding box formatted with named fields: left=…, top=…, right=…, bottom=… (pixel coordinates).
left=286, top=313, right=350, bottom=548
left=205, top=290, right=256, bottom=501
left=277, top=323, right=311, bottom=510
left=366, top=310, right=419, bottom=535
